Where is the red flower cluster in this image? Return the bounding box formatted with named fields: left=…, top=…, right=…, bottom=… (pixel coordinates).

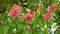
left=49, top=3, right=58, bottom=13
left=8, top=3, right=58, bottom=23
left=43, top=12, right=52, bottom=22
left=8, top=4, right=22, bottom=18
left=43, top=3, right=58, bottom=22
left=22, top=12, right=36, bottom=23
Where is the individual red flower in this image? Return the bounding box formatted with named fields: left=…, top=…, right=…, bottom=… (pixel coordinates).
left=49, top=3, right=58, bottom=13
left=43, top=12, right=52, bottom=22
left=22, top=11, right=36, bottom=23
left=8, top=4, right=22, bottom=18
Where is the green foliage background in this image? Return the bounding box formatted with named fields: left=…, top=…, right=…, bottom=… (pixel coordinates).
left=0, top=0, right=60, bottom=34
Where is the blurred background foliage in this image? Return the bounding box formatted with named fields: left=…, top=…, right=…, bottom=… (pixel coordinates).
left=0, top=0, right=60, bottom=34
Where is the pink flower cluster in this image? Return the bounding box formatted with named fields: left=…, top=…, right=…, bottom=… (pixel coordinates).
left=43, top=12, right=52, bottom=22
left=49, top=3, right=58, bottom=13
left=22, top=12, right=36, bottom=23
left=8, top=4, right=22, bottom=18
left=43, top=3, right=58, bottom=22
left=8, top=3, right=58, bottom=23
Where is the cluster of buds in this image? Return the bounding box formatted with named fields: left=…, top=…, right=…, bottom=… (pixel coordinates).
left=37, top=4, right=43, bottom=14
left=37, top=8, right=42, bottom=14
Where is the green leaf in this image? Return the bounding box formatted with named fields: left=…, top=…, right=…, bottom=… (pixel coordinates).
left=3, top=25, right=9, bottom=34
left=0, top=27, right=3, bottom=34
